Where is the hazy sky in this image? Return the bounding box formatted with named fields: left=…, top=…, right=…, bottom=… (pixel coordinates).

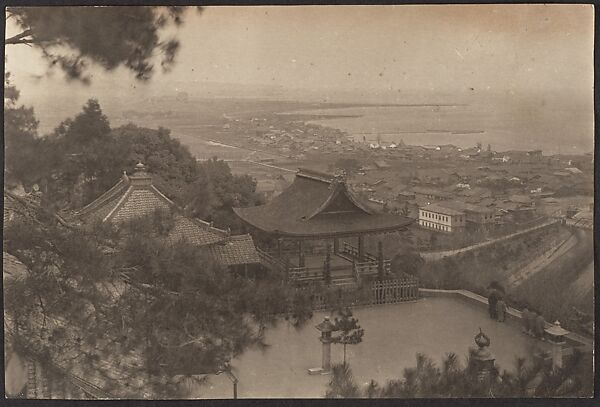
left=5, top=4, right=595, bottom=130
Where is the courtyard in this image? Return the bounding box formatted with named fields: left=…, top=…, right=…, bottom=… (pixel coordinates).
left=191, top=296, right=543, bottom=398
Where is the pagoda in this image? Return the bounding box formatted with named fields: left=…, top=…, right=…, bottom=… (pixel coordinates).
left=76, top=162, right=260, bottom=272
left=234, top=168, right=414, bottom=284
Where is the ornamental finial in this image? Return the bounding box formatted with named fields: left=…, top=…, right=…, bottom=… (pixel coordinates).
left=475, top=328, right=491, bottom=349
left=330, top=171, right=347, bottom=189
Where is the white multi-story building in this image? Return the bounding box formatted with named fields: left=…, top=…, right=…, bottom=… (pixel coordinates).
left=419, top=201, right=496, bottom=233
left=418, top=204, right=466, bottom=233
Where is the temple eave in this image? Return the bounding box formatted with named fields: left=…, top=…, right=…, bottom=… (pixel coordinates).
left=235, top=207, right=414, bottom=239
left=265, top=226, right=411, bottom=239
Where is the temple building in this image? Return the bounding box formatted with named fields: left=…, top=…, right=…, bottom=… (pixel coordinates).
left=75, top=162, right=260, bottom=272
left=234, top=168, right=414, bottom=285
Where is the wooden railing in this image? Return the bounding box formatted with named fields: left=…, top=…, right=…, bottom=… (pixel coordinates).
left=295, top=277, right=419, bottom=310
left=342, top=242, right=379, bottom=263
left=342, top=242, right=359, bottom=258
left=260, top=245, right=392, bottom=282
left=371, top=279, right=419, bottom=304
left=353, top=259, right=392, bottom=277
left=256, top=247, right=289, bottom=272
left=287, top=265, right=324, bottom=282
left=354, top=260, right=378, bottom=276
left=264, top=245, right=331, bottom=258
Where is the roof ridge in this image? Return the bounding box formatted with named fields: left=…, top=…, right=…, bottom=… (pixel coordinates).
left=297, top=168, right=334, bottom=183
left=188, top=217, right=229, bottom=237
left=224, top=233, right=252, bottom=241
left=77, top=177, right=129, bottom=216
left=103, top=185, right=134, bottom=222
left=149, top=185, right=176, bottom=207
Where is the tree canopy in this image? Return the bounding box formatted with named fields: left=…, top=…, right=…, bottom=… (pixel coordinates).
left=324, top=349, right=593, bottom=398
left=6, top=6, right=201, bottom=82
left=3, top=91, right=298, bottom=396
left=3, top=210, right=312, bottom=398
left=4, top=73, right=40, bottom=187
left=7, top=97, right=260, bottom=231
left=331, top=307, right=364, bottom=365
left=391, top=252, right=425, bottom=278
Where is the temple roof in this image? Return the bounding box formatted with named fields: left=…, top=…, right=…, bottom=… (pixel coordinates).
left=76, top=163, right=175, bottom=224
left=209, top=234, right=261, bottom=266
left=234, top=168, right=413, bottom=238
left=75, top=163, right=259, bottom=265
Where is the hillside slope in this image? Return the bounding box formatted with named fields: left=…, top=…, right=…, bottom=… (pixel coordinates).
left=419, top=225, right=593, bottom=336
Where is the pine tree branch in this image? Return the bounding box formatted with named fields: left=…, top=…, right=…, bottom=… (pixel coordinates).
left=5, top=29, right=34, bottom=45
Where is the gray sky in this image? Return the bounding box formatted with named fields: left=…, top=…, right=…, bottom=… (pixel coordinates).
left=5, top=5, right=595, bottom=129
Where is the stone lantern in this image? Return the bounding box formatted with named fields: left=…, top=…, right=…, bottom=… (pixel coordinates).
left=545, top=320, right=569, bottom=370
left=308, top=316, right=336, bottom=375
left=470, top=328, right=495, bottom=383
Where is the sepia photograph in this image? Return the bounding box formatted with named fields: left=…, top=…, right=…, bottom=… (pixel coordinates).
left=3, top=4, right=595, bottom=399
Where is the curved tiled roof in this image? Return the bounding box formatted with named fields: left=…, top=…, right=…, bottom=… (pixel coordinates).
left=167, top=215, right=227, bottom=246
left=76, top=172, right=175, bottom=224
left=209, top=234, right=261, bottom=266
left=75, top=166, right=227, bottom=245
left=74, top=165, right=259, bottom=264
left=76, top=176, right=131, bottom=222
left=234, top=169, right=413, bottom=238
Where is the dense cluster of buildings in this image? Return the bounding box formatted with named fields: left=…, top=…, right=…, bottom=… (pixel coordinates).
left=205, top=112, right=592, bottom=242
left=343, top=148, right=592, bottom=236
left=218, top=114, right=356, bottom=160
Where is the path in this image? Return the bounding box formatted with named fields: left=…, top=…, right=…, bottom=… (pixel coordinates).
left=421, top=219, right=560, bottom=261
left=506, top=230, right=579, bottom=288
left=570, top=260, right=594, bottom=297
left=204, top=138, right=291, bottom=159
left=234, top=160, right=297, bottom=173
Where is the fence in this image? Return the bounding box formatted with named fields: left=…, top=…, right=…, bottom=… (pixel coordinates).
left=296, top=277, right=419, bottom=311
